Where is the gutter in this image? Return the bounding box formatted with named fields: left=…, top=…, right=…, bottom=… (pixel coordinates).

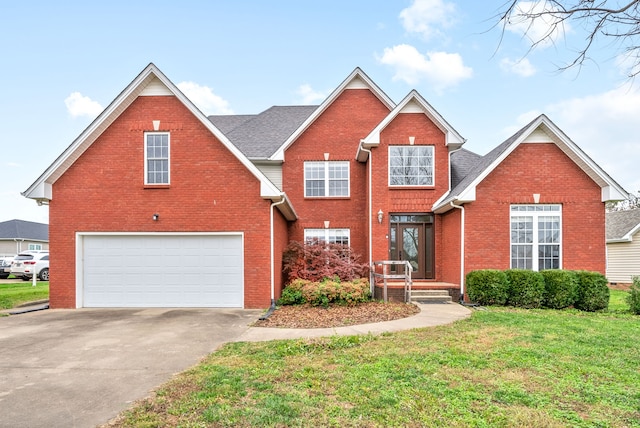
left=358, top=140, right=374, bottom=296
left=449, top=201, right=466, bottom=302
left=269, top=196, right=287, bottom=308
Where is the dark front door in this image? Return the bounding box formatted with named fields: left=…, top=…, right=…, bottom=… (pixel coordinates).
left=389, top=214, right=434, bottom=279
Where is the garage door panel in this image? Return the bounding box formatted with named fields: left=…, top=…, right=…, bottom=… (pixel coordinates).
left=82, top=234, right=243, bottom=308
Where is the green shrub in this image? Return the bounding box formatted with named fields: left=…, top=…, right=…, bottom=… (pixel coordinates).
left=540, top=269, right=578, bottom=309
left=574, top=270, right=609, bottom=312
left=278, top=277, right=371, bottom=307
left=627, top=276, right=640, bottom=315
left=466, top=270, right=509, bottom=306
left=277, top=278, right=309, bottom=305
left=504, top=269, right=545, bottom=308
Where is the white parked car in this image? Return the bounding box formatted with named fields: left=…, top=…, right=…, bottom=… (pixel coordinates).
left=10, top=252, right=49, bottom=281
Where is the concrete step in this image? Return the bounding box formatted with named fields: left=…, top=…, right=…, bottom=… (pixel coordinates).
left=410, top=290, right=452, bottom=303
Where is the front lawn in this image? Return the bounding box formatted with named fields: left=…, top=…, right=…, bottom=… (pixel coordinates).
left=0, top=281, right=49, bottom=310
left=107, top=289, right=640, bottom=427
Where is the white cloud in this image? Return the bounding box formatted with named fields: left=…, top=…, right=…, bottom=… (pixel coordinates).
left=377, top=44, right=472, bottom=93
left=296, top=84, right=326, bottom=104
left=399, top=0, right=456, bottom=41
left=505, top=87, right=640, bottom=193
left=64, top=92, right=103, bottom=118
left=504, top=1, right=569, bottom=48
left=500, top=57, right=537, bottom=77
left=177, top=81, right=233, bottom=115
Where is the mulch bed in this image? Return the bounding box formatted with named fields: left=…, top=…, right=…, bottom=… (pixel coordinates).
left=252, top=301, right=421, bottom=329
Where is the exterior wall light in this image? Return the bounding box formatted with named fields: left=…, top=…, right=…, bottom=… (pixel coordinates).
left=153, top=213, right=159, bottom=221
left=377, top=209, right=384, bottom=224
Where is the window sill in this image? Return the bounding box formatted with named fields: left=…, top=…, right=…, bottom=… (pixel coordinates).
left=143, top=185, right=171, bottom=189
left=388, top=186, right=435, bottom=189
left=304, top=196, right=351, bottom=200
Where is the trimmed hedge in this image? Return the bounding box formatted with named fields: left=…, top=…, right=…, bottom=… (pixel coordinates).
left=505, top=269, right=545, bottom=308
left=540, top=269, right=578, bottom=309
left=466, top=268, right=609, bottom=312
left=466, top=269, right=509, bottom=306
left=574, top=270, right=609, bottom=312
left=278, top=277, right=371, bottom=307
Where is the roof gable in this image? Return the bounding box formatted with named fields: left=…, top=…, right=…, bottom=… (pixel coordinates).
left=433, top=114, right=629, bottom=213
left=357, top=90, right=465, bottom=162
left=270, top=68, right=395, bottom=161
left=22, top=64, right=296, bottom=219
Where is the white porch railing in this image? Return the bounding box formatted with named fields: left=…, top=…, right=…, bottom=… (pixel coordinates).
left=371, top=260, right=413, bottom=303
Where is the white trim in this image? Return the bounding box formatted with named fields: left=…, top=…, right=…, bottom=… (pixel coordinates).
left=271, top=68, right=395, bottom=162
left=388, top=145, right=435, bottom=187
left=143, top=132, right=170, bottom=185
left=303, top=160, right=350, bottom=197
left=22, top=64, right=290, bottom=206
left=509, top=204, right=563, bottom=271
left=357, top=90, right=465, bottom=162
left=303, top=228, right=351, bottom=244
left=75, top=231, right=244, bottom=308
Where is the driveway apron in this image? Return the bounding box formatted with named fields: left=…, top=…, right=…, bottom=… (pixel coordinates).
left=0, top=308, right=262, bottom=428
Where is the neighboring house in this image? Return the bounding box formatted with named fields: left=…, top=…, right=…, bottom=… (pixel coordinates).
left=606, top=209, right=640, bottom=284
left=22, top=64, right=628, bottom=309
left=0, top=219, right=49, bottom=257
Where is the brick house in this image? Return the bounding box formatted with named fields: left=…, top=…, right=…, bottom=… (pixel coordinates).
left=22, top=64, right=627, bottom=308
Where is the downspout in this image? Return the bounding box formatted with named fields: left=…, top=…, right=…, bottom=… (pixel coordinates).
left=450, top=201, right=465, bottom=302
left=359, top=141, right=374, bottom=296
left=263, top=196, right=287, bottom=318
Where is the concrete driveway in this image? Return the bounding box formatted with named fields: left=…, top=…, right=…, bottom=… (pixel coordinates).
left=0, top=307, right=262, bottom=428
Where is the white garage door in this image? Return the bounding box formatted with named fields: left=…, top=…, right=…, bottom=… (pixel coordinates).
left=81, top=234, right=243, bottom=308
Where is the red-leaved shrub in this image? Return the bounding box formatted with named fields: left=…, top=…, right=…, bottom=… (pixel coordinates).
left=282, top=240, right=369, bottom=283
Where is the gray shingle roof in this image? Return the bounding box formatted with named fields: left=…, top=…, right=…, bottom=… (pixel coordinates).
left=450, top=148, right=483, bottom=189
left=0, top=219, right=48, bottom=241
left=209, top=105, right=318, bottom=159
left=606, top=209, right=640, bottom=241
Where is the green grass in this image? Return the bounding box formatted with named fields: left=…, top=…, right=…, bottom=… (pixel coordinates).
left=0, top=280, right=49, bottom=310
left=112, top=289, right=640, bottom=427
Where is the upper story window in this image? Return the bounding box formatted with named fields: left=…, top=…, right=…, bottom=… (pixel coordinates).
left=304, top=161, right=349, bottom=197
left=144, top=132, right=170, bottom=185
left=389, top=146, right=434, bottom=186
left=510, top=205, right=562, bottom=271
left=304, top=228, right=350, bottom=246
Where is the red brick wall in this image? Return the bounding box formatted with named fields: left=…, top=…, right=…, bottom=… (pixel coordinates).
left=464, top=143, right=606, bottom=274
left=49, top=95, right=275, bottom=308
left=439, top=208, right=462, bottom=284
left=273, top=207, right=288, bottom=299
left=283, top=88, right=390, bottom=260
left=370, top=113, right=450, bottom=272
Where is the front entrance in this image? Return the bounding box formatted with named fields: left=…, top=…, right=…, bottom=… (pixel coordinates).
left=389, top=214, right=434, bottom=279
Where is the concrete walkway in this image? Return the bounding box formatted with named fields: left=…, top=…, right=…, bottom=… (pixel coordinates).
left=237, top=302, right=472, bottom=342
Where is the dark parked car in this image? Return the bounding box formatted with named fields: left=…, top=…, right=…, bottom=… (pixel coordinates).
left=0, top=256, right=15, bottom=279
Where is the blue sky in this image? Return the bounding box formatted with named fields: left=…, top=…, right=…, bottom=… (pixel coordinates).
left=2, top=0, right=638, bottom=224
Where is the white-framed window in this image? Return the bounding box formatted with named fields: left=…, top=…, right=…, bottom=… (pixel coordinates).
left=28, top=244, right=42, bottom=251
left=144, top=132, right=170, bottom=185
left=510, top=205, right=562, bottom=270
left=389, top=145, right=434, bottom=186
left=304, top=228, right=350, bottom=246
left=304, top=161, right=349, bottom=197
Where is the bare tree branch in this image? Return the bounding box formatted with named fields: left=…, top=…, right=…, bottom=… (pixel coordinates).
left=494, top=0, right=640, bottom=78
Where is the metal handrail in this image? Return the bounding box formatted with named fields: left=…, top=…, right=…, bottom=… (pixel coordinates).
left=371, top=260, right=413, bottom=303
